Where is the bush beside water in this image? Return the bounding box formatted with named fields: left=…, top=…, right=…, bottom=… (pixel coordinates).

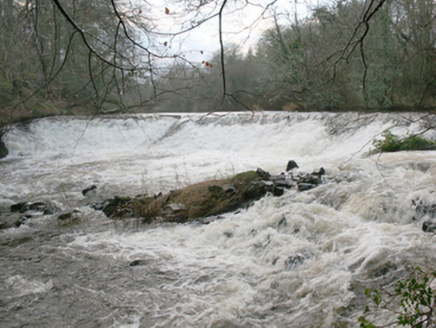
left=372, top=131, right=436, bottom=154
left=359, top=268, right=436, bottom=327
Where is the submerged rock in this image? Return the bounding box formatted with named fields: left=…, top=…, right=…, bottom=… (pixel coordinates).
left=423, top=221, right=436, bottom=233
left=10, top=201, right=57, bottom=215
left=57, top=211, right=81, bottom=226
left=93, top=196, right=133, bottom=218
left=129, top=259, right=149, bottom=267
left=296, top=169, right=325, bottom=191
left=10, top=202, right=27, bottom=213
left=82, top=185, right=97, bottom=196
left=14, top=215, right=32, bottom=227
left=412, top=199, right=436, bottom=218
left=298, top=183, right=316, bottom=192
left=286, top=160, right=299, bottom=171
left=0, top=139, right=8, bottom=159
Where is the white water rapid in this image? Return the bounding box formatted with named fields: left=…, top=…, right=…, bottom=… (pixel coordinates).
left=1, top=112, right=436, bottom=327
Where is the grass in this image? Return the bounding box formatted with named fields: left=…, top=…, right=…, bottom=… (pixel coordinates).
left=133, top=178, right=237, bottom=223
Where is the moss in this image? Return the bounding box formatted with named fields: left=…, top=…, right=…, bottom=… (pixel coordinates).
left=233, top=170, right=260, bottom=183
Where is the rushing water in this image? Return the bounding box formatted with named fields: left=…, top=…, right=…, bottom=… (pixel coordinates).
left=1, top=111, right=436, bottom=327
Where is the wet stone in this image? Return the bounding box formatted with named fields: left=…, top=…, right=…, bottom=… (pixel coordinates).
left=82, top=185, right=97, bottom=196
left=129, top=260, right=149, bottom=267
left=15, top=215, right=32, bottom=227
left=271, top=186, right=284, bottom=197
left=270, top=175, right=295, bottom=188
left=423, top=220, right=436, bottom=233
left=0, top=139, right=8, bottom=159
left=256, top=167, right=271, bottom=179
left=298, top=183, right=316, bottom=192
left=10, top=202, right=27, bottom=213
left=196, top=215, right=223, bottom=225
left=11, top=202, right=52, bottom=214
left=286, top=160, right=299, bottom=171
left=57, top=211, right=81, bottom=226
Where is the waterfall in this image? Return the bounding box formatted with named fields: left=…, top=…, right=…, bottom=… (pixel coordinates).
left=1, top=112, right=436, bottom=327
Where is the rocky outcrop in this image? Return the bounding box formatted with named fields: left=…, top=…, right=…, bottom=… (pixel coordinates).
left=10, top=201, right=56, bottom=215
left=3, top=163, right=326, bottom=229
left=3, top=201, right=61, bottom=229
left=93, top=163, right=326, bottom=224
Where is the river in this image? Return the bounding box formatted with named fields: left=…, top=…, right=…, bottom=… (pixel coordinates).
left=1, top=111, right=436, bottom=327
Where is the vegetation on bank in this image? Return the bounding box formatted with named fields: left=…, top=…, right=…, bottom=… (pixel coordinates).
left=370, top=131, right=436, bottom=154
left=359, top=268, right=436, bottom=327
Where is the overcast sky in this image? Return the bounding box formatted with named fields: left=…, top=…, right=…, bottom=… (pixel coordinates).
left=137, top=0, right=326, bottom=64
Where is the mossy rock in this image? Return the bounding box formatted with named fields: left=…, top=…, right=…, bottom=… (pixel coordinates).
left=98, top=170, right=279, bottom=223
left=233, top=170, right=260, bottom=183
left=99, top=175, right=268, bottom=223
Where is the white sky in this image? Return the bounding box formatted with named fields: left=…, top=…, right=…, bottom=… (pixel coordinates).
left=134, top=0, right=328, bottom=64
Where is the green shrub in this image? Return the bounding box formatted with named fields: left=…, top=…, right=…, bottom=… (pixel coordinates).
left=372, top=131, right=436, bottom=153
left=359, top=268, right=436, bottom=327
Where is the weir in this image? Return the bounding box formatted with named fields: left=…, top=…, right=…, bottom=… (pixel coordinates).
left=1, top=112, right=436, bottom=327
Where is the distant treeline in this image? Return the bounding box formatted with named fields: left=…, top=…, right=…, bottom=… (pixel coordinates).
left=155, top=0, right=436, bottom=112
left=1, top=0, right=435, bottom=122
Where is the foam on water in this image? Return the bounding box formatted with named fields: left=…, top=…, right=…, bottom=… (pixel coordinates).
left=1, top=112, right=436, bottom=327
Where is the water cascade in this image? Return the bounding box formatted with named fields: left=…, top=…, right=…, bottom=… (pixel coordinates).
left=1, top=112, right=436, bottom=327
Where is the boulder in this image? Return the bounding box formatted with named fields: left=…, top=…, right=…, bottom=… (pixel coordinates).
left=298, top=183, right=316, bottom=192
left=256, top=168, right=271, bottom=179
left=423, top=221, right=436, bottom=233
left=10, top=201, right=56, bottom=215
left=286, top=160, right=299, bottom=171
left=10, top=202, right=27, bottom=212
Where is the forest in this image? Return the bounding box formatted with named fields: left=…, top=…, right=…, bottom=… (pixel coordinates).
left=0, top=0, right=435, bottom=123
